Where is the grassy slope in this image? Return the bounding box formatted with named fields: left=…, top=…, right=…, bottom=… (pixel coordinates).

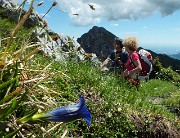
left=0, top=18, right=180, bottom=137
left=33, top=53, right=180, bottom=137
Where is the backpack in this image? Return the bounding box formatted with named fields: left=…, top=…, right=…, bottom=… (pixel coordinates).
left=130, top=49, right=153, bottom=80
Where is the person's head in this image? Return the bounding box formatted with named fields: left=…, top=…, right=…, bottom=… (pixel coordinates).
left=113, top=37, right=124, bottom=50
left=123, top=37, right=138, bottom=52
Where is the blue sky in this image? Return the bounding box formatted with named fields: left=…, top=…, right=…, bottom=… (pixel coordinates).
left=15, top=0, right=180, bottom=54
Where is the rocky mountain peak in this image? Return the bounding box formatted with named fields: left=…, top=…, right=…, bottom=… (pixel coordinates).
left=77, top=26, right=116, bottom=61
left=89, top=26, right=109, bottom=36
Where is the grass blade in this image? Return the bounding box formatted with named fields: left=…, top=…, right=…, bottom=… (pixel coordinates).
left=0, top=99, right=18, bottom=121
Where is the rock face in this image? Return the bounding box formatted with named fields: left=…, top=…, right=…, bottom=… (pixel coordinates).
left=77, top=26, right=116, bottom=61
left=0, top=0, right=40, bottom=28
left=0, top=0, right=100, bottom=64
left=0, top=0, right=16, bottom=8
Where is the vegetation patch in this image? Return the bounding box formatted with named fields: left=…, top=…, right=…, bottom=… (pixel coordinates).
left=0, top=1, right=179, bottom=137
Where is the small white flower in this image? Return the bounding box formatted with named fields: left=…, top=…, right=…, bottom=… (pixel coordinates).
left=108, top=112, right=112, bottom=117
left=118, top=107, right=122, bottom=112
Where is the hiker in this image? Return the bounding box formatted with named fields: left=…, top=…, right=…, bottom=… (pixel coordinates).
left=100, top=37, right=128, bottom=74
left=123, top=37, right=142, bottom=85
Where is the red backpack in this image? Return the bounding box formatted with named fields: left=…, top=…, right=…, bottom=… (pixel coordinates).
left=130, top=49, right=153, bottom=80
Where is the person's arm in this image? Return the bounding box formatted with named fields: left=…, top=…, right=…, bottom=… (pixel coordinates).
left=100, top=57, right=110, bottom=68
left=128, top=59, right=142, bottom=75
left=125, top=53, right=142, bottom=76
left=101, top=51, right=114, bottom=68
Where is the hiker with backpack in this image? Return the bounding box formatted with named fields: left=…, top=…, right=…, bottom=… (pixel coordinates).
left=100, top=37, right=128, bottom=75
left=123, top=37, right=153, bottom=85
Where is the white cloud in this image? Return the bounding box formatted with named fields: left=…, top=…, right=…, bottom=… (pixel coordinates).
left=14, top=0, right=180, bottom=26
left=58, top=0, right=180, bottom=26
left=110, top=23, right=119, bottom=27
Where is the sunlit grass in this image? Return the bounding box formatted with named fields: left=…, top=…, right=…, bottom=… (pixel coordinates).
left=0, top=0, right=180, bottom=137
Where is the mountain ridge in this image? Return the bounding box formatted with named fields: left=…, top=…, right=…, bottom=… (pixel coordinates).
left=170, top=52, right=180, bottom=60
left=77, top=26, right=180, bottom=72
left=77, top=26, right=116, bottom=61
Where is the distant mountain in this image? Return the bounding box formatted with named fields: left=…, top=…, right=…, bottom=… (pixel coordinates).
left=77, top=26, right=116, bottom=61
left=169, top=52, right=180, bottom=60
left=148, top=50, right=180, bottom=71
left=77, top=26, right=180, bottom=72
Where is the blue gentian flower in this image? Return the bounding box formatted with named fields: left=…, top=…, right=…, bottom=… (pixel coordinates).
left=19, top=97, right=92, bottom=126
left=45, top=96, right=92, bottom=126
